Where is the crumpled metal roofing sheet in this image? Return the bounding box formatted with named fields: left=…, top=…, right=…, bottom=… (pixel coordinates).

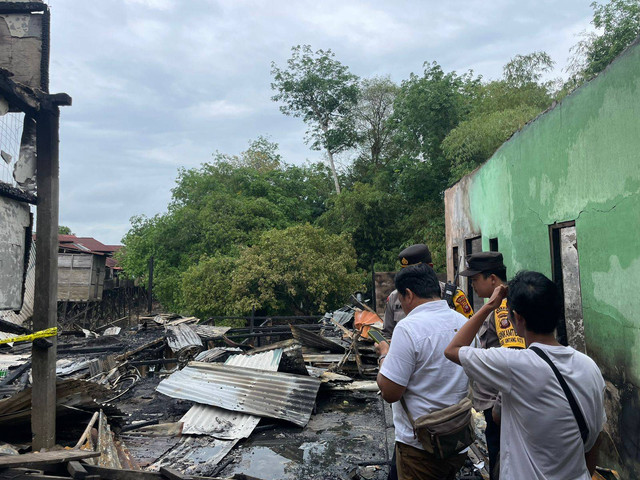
left=166, top=324, right=203, bottom=353
left=180, top=349, right=282, bottom=438
left=149, top=435, right=238, bottom=475
left=193, top=347, right=242, bottom=363
left=158, top=361, right=321, bottom=427
left=180, top=404, right=260, bottom=439
left=190, top=325, right=231, bottom=339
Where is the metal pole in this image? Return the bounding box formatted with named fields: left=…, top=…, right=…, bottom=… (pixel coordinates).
left=32, top=108, right=59, bottom=449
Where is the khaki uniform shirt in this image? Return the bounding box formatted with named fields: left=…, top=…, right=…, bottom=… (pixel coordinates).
left=382, top=282, right=474, bottom=338
left=472, top=298, right=526, bottom=411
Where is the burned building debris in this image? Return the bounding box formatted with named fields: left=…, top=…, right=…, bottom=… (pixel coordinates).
left=0, top=309, right=489, bottom=480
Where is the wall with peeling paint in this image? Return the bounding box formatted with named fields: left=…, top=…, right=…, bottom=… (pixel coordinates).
left=0, top=8, right=43, bottom=90
left=0, top=196, right=30, bottom=310
left=445, top=37, right=640, bottom=474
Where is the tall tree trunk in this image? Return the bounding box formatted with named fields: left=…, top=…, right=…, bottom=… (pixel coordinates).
left=327, top=150, right=341, bottom=194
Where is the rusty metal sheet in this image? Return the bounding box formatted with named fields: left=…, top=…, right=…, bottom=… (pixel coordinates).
left=290, top=325, right=346, bottom=353
left=157, top=362, right=321, bottom=427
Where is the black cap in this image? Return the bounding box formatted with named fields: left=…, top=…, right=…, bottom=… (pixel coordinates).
left=398, top=244, right=432, bottom=268
left=459, top=251, right=505, bottom=277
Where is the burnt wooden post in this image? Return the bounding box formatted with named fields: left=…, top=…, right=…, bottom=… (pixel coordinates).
left=32, top=106, right=60, bottom=450
left=147, top=256, right=154, bottom=314
left=371, top=258, right=376, bottom=314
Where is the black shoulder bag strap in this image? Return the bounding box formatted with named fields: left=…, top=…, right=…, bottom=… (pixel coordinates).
left=530, top=346, right=589, bottom=444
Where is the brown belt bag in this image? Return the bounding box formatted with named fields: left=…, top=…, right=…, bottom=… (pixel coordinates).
left=400, top=396, right=475, bottom=459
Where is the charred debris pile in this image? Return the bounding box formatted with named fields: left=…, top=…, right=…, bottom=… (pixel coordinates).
left=0, top=308, right=486, bottom=480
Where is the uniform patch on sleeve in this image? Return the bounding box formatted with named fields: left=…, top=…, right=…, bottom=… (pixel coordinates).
left=453, top=291, right=473, bottom=318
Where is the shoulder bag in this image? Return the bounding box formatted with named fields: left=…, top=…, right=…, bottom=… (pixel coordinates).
left=399, top=396, right=475, bottom=459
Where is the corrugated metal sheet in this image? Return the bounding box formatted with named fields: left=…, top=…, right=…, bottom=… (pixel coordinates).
left=190, top=324, right=231, bottom=339
left=180, top=349, right=282, bottom=438
left=0, top=354, right=29, bottom=371
left=166, top=324, right=203, bottom=353
left=149, top=435, right=238, bottom=475
left=225, top=348, right=282, bottom=369
left=180, top=404, right=260, bottom=439
left=290, top=325, right=346, bottom=353
left=158, top=361, right=321, bottom=427
left=193, top=347, right=242, bottom=363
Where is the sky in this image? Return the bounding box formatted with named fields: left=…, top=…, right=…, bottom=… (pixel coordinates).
left=45, top=0, right=596, bottom=244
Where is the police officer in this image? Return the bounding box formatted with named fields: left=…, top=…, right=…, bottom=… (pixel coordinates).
left=383, top=244, right=474, bottom=338
left=459, top=251, right=525, bottom=480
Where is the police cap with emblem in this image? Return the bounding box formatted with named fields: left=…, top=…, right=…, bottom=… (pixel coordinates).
left=459, top=251, right=505, bottom=276
left=398, top=244, right=432, bottom=268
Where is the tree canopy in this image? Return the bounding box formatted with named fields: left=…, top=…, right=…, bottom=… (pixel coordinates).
left=271, top=45, right=359, bottom=193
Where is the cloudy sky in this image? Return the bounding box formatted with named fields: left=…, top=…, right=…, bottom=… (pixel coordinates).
left=46, top=0, right=595, bottom=244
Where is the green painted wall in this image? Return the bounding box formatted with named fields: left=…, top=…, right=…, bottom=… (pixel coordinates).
left=459, top=40, right=640, bottom=387
left=444, top=38, right=640, bottom=475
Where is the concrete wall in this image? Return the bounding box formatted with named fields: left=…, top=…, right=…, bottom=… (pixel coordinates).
left=0, top=196, right=30, bottom=310
left=445, top=38, right=640, bottom=474
left=0, top=6, right=43, bottom=90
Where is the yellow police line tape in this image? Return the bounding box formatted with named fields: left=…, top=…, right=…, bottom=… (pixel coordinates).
left=0, top=327, right=58, bottom=345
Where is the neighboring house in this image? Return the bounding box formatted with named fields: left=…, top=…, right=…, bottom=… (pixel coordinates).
left=57, top=235, right=123, bottom=302
left=444, top=37, right=640, bottom=476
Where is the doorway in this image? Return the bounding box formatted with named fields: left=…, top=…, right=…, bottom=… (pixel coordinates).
left=549, top=222, right=586, bottom=352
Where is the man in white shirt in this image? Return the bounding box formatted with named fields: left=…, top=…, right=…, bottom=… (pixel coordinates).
left=445, top=271, right=605, bottom=480
left=376, top=264, right=469, bottom=479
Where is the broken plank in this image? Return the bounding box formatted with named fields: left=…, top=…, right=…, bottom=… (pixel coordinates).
left=74, top=411, right=99, bottom=449
left=83, top=465, right=161, bottom=480
left=323, top=380, right=380, bottom=392
left=303, top=354, right=355, bottom=363
left=115, top=338, right=164, bottom=362
left=67, top=461, right=94, bottom=480
left=159, top=467, right=189, bottom=480
left=0, top=469, right=73, bottom=480
left=82, top=465, right=246, bottom=480
left=0, top=451, right=100, bottom=469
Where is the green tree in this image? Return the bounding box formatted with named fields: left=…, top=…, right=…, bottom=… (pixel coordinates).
left=568, top=0, right=640, bottom=82
left=317, top=182, right=401, bottom=271
left=442, top=52, right=555, bottom=180
left=503, top=51, right=555, bottom=89
left=231, top=224, right=364, bottom=315
left=354, top=76, right=399, bottom=166
left=181, top=255, right=239, bottom=322
left=391, top=62, right=481, bottom=196
left=271, top=45, right=360, bottom=194
left=120, top=151, right=336, bottom=312
left=221, top=136, right=282, bottom=173
left=58, top=225, right=73, bottom=235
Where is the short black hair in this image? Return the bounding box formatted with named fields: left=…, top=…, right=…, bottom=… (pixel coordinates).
left=482, top=268, right=507, bottom=282
left=507, top=271, right=562, bottom=334
left=395, top=263, right=441, bottom=300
